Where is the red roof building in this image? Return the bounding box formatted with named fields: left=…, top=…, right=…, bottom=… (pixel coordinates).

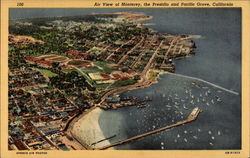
left=101, top=74, right=110, bottom=80
left=80, top=62, right=92, bottom=67
left=25, top=57, right=53, bottom=67
left=66, top=50, right=89, bottom=59
left=112, top=74, right=121, bottom=80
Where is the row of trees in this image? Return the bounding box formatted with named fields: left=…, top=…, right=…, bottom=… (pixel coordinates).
left=49, top=71, right=86, bottom=89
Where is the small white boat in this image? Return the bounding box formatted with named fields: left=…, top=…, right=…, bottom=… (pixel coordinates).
left=183, top=104, right=188, bottom=110
left=217, top=98, right=222, bottom=102
left=197, top=98, right=200, bottom=103
left=218, top=131, right=221, bottom=135
left=211, top=99, right=215, bottom=104
left=166, top=105, right=172, bottom=108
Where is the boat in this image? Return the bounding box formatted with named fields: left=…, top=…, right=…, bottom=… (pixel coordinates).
left=217, top=98, right=222, bottom=102
left=211, top=99, right=214, bottom=104
left=183, top=104, right=188, bottom=110
left=166, top=105, right=172, bottom=108
left=218, top=131, right=221, bottom=135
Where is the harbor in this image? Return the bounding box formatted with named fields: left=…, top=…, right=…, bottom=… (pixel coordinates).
left=99, top=96, right=152, bottom=110
left=98, top=107, right=202, bottom=150
left=97, top=73, right=241, bottom=150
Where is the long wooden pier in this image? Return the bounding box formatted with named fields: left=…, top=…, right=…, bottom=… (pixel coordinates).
left=97, top=107, right=202, bottom=150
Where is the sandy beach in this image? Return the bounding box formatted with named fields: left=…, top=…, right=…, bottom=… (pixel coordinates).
left=70, top=108, right=113, bottom=149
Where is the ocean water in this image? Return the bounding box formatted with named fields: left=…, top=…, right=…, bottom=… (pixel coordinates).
left=10, top=8, right=241, bottom=91
left=99, top=74, right=241, bottom=149
left=98, top=9, right=241, bottom=150
left=9, top=8, right=242, bottom=149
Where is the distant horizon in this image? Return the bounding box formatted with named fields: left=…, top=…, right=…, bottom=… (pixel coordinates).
left=9, top=8, right=142, bottom=20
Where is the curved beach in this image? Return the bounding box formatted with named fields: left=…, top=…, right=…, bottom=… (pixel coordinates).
left=70, top=108, right=113, bottom=149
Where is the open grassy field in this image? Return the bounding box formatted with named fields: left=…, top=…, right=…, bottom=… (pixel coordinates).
left=93, top=61, right=116, bottom=73
left=33, top=68, right=58, bottom=77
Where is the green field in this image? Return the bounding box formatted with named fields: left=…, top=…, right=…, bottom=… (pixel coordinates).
left=110, top=79, right=137, bottom=88
left=33, top=68, right=58, bottom=77
left=63, top=63, right=136, bottom=90
left=93, top=61, right=116, bottom=73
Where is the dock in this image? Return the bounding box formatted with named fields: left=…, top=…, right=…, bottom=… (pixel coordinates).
left=97, top=107, right=202, bottom=150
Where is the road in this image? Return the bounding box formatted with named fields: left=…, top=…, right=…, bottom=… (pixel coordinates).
left=97, top=40, right=164, bottom=105
left=142, top=40, right=163, bottom=75
left=118, top=37, right=145, bottom=65
left=105, top=37, right=135, bottom=61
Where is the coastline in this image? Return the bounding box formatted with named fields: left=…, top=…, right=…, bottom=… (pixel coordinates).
left=70, top=107, right=113, bottom=149
left=67, top=12, right=202, bottom=149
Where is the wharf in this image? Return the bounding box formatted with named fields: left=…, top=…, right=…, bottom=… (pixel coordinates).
left=97, top=107, right=202, bottom=150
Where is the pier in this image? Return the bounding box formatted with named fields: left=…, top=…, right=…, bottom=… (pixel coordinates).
left=97, top=107, right=202, bottom=150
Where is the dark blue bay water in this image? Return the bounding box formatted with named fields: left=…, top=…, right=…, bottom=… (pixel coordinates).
left=98, top=9, right=241, bottom=150
left=10, top=8, right=241, bottom=91
left=10, top=8, right=242, bottom=149
left=99, top=74, right=241, bottom=149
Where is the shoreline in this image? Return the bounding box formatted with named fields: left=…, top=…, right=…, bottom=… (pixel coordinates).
left=69, top=107, right=114, bottom=150
left=67, top=12, right=201, bottom=150
left=90, top=12, right=153, bottom=22
left=69, top=71, right=240, bottom=150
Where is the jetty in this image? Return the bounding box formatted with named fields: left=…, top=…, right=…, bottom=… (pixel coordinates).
left=97, top=107, right=202, bottom=150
